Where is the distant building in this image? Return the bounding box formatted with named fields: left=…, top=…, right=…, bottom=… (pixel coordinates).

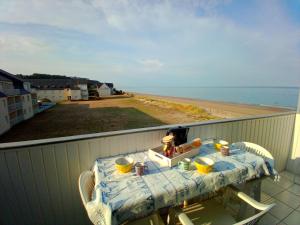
left=87, top=80, right=114, bottom=97
left=21, top=76, right=113, bottom=101
left=97, top=83, right=112, bottom=97
left=24, top=78, right=89, bottom=102
left=0, top=69, right=36, bottom=135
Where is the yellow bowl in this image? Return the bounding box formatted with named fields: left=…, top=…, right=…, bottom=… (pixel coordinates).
left=215, top=140, right=229, bottom=151
left=215, top=143, right=222, bottom=151
left=115, top=157, right=134, bottom=173
left=194, top=157, right=214, bottom=174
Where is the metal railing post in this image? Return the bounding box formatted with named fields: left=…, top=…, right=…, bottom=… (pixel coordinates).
left=287, top=89, right=300, bottom=175
left=297, top=89, right=300, bottom=113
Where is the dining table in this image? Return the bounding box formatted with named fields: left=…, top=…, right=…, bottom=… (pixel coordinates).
left=88, top=143, right=277, bottom=225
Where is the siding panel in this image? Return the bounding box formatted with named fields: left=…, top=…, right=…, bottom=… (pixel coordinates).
left=5, top=151, right=33, bottom=225
left=42, top=145, right=64, bottom=225
left=0, top=153, right=18, bottom=225
left=29, top=147, right=55, bottom=225
left=17, top=150, right=44, bottom=225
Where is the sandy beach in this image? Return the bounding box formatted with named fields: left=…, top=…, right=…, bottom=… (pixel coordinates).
left=134, top=93, right=291, bottom=118
left=0, top=94, right=292, bottom=142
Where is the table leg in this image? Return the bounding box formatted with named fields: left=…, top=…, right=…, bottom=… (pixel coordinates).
left=183, top=200, right=189, bottom=208
left=253, top=180, right=261, bottom=202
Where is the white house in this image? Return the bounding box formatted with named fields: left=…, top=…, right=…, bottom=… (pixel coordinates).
left=97, top=83, right=111, bottom=97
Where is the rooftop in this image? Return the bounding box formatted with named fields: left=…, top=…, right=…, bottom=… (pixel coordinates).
left=0, top=73, right=12, bottom=82
left=0, top=69, right=24, bottom=83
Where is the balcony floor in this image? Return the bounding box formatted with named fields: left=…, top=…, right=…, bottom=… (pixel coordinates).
left=258, top=171, right=300, bottom=225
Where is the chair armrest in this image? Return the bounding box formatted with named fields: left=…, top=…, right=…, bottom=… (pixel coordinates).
left=228, top=186, right=274, bottom=211
left=168, top=207, right=194, bottom=225
left=236, top=192, right=273, bottom=211
left=177, top=212, right=194, bottom=225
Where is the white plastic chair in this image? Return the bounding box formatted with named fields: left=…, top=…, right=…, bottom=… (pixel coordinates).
left=167, top=186, right=275, bottom=225
left=233, top=142, right=275, bottom=169
left=78, top=171, right=165, bottom=225
left=231, top=142, right=278, bottom=219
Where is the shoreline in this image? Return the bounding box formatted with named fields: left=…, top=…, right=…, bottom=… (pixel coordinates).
left=132, top=92, right=292, bottom=118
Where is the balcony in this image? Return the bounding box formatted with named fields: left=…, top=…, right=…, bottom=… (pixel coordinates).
left=2, top=88, right=20, bottom=96
left=15, top=102, right=23, bottom=110
left=0, top=110, right=299, bottom=225
left=7, top=103, right=16, bottom=112
left=7, top=102, right=23, bottom=112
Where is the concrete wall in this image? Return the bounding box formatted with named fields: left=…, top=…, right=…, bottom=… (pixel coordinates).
left=0, top=97, right=10, bottom=135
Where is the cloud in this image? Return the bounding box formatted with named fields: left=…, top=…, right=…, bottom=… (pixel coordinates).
left=0, top=33, right=51, bottom=54
left=138, top=59, right=164, bottom=69
left=0, top=0, right=299, bottom=87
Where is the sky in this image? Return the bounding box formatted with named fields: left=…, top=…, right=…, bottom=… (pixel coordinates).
left=0, top=0, right=300, bottom=87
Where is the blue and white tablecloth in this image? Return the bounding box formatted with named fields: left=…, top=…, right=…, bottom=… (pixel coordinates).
left=87, top=144, right=276, bottom=225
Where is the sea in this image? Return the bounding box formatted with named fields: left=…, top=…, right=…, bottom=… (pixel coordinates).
left=122, top=87, right=300, bottom=109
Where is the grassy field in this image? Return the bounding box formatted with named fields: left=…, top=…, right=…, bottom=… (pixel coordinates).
left=0, top=96, right=217, bottom=142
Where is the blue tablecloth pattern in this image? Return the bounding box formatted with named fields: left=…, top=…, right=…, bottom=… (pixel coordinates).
left=88, top=144, right=275, bottom=225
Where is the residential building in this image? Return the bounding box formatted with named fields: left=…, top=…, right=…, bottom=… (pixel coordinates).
left=28, top=78, right=115, bottom=100
left=87, top=80, right=114, bottom=97
left=0, top=69, right=36, bottom=135
left=23, top=78, right=90, bottom=102
left=97, top=83, right=112, bottom=96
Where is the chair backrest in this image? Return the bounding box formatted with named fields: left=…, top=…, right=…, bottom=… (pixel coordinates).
left=233, top=204, right=275, bottom=225
left=234, top=142, right=274, bottom=168
left=78, top=171, right=94, bottom=207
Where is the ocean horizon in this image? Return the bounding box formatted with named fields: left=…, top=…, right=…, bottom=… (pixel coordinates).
left=121, top=86, right=300, bottom=109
